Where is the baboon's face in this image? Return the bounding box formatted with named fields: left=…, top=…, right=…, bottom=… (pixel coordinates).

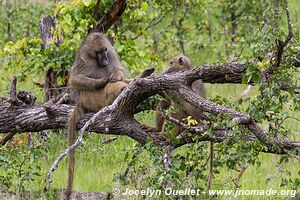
left=96, top=47, right=109, bottom=66
left=164, top=55, right=191, bottom=74
left=86, top=32, right=112, bottom=67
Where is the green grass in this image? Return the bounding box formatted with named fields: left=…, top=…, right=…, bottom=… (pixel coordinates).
left=2, top=65, right=299, bottom=197
left=24, top=82, right=298, bottom=194
left=23, top=133, right=136, bottom=192
left=4, top=79, right=293, bottom=199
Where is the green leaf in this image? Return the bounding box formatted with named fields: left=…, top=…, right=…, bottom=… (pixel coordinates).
left=82, top=0, right=91, bottom=7
left=173, top=160, right=181, bottom=169
left=116, top=45, right=124, bottom=53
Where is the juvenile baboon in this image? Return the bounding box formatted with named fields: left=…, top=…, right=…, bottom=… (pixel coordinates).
left=155, top=54, right=206, bottom=134
left=65, top=32, right=128, bottom=198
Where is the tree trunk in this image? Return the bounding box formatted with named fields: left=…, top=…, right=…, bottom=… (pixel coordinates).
left=6, top=0, right=12, bottom=41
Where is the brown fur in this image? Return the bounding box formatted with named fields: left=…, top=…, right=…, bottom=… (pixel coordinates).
left=155, top=54, right=206, bottom=134
left=78, top=81, right=128, bottom=111
left=65, top=32, right=128, bottom=198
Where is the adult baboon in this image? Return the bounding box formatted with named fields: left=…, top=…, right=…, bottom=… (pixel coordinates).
left=155, top=54, right=206, bottom=134
left=65, top=32, right=127, bottom=198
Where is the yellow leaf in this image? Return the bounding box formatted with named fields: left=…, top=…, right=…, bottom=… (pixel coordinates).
left=74, top=0, right=80, bottom=5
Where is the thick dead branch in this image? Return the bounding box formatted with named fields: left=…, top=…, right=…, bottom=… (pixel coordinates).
left=94, top=0, right=126, bottom=32
left=3, top=76, right=36, bottom=107
left=1, top=65, right=299, bottom=153
left=40, top=14, right=67, bottom=101
left=93, top=0, right=102, bottom=21
left=39, top=15, right=55, bottom=50
left=0, top=67, right=298, bottom=190
left=9, top=76, right=19, bottom=105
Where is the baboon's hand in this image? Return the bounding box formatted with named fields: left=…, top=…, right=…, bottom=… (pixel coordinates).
left=109, top=72, right=124, bottom=83
left=104, top=77, right=111, bottom=84
left=94, top=77, right=110, bottom=89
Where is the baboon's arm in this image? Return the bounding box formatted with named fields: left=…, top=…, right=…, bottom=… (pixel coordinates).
left=191, top=80, right=206, bottom=98
left=70, top=75, right=109, bottom=90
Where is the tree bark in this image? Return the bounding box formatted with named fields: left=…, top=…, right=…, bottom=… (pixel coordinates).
left=95, top=0, right=126, bottom=32
left=6, top=0, right=12, bottom=42
left=1, top=64, right=299, bottom=153
left=40, top=15, right=63, bottom=101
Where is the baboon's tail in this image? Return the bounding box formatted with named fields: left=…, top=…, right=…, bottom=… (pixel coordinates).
left=65, top=104, right=84, bottom=198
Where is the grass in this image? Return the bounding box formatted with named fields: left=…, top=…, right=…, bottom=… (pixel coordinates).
left=21, top=133, right=136, bottom=192
left=17, top=81, right=297, bottom=196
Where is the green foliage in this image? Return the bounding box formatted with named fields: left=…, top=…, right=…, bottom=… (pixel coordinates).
left=0, top=0, right=48, bottom=46
left=116, top=141, right=210, bottom=199
left=0, top=143, right=45, bottom=192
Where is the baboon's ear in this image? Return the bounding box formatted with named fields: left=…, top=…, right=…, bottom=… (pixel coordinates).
left=179, top=57, right=184, bottom=64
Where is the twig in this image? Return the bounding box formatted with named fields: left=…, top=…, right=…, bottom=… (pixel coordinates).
left=123, top=148, right=142, bottom=177
left=0, top=132, right=16, bottom=146
left=102, top=137, right=117, bottom=145
left=262, top=0, right=293, bottom=82
left=278, top=116, right=300, bottom=127
left=131, top=16, right=164, bottom=40
left=163, top=145, right=173, bottom=171
left=158, top=105, right=208, bottom=135
left=44, top=105, right=112, bottom=192
left=207, top=142, right=214, bottom=190
left=131, top=2, right=180, bottom=41
left=240, top=85, right=252, bottom=98
left=233, top=165, right=248, bottom=190
left=8, top=76, right=22, bottom=106
left=202, top=154, right=211, bottom=168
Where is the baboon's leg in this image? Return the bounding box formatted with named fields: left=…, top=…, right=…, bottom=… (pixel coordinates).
left=155, top=99, right=171, bottom=132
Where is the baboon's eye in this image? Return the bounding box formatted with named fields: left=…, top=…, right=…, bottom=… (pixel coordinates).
left=170, top=61, right=173, bottom=65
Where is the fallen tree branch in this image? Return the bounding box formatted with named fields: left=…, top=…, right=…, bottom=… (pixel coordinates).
left=0, top=65, right=299, bottom=149
left=42, top=66, right=299, bottom=189
left=0, top=64, right=299, bottom=191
